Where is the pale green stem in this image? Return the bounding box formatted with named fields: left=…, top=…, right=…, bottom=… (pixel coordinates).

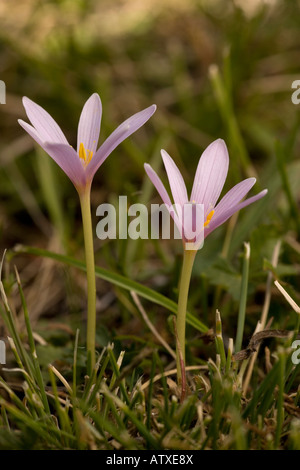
left=78, top=186, right=96, bottom=373
left=176, top=248, right=197, bottom=382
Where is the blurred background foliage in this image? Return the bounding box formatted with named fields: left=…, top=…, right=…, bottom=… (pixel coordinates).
left=0, top=0, right=300, bottom=362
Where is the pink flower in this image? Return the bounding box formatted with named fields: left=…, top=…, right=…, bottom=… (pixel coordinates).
left=19, top=93, right=156, bottom=192
left=145, top=138, right=267, bottom=248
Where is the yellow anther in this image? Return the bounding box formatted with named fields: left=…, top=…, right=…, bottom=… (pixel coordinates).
left=204, top=209, right=215, bottom=228
left=79, top=142, right=87, bottom=161
left=86, top=149, right=93, bottom=164
left=79, top=143, right=93, bottom=166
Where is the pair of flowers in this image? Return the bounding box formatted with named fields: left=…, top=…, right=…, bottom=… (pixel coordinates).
left=19, top=93, right=267, bottom=242
left=19, top=92, right=267, bottom=378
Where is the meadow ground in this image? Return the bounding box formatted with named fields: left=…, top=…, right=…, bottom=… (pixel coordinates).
left=0, top=0, right=300, bottom=450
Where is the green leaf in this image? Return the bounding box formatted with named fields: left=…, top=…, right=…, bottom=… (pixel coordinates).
left=263, top=258, right=300, bottom=278
left=205, top=256, right=242, bottom=302
left=12, top=245, right=208, bottom=333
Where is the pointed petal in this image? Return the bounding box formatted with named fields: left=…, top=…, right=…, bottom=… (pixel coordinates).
left=85, top=104, right=156, bottom=181
left=43, top=142, right=86, bottom=188
left=213, top=177, right=257, bottom=219
left=191, top=139, right=229, bottom=210
left=19, top=120, right=85, bottom=187
left=205, top=188, right=268, bottom=236
left=144, top=163, right=182, bottom=233
left=144, top=163, right=172, bottom=207
left=22, top=97, right=69, bottom=145
left=18, top=119, right=44, bottom=147
left=77, top=93, right=102, bottom=155
left=161, top=149, right=188, bottom=207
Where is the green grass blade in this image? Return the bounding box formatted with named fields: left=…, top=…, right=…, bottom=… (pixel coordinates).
left=235, top=242, right=250, bottom=353
left=12, top=245, right=208, bottom=333
left=14, top=267, right=51, bottom=415
left=275, top=348, right=286, bottom=449
left=35, top=148, right=68, bottom=247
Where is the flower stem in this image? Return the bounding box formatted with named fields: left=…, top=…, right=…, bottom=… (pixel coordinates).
left=176, top=248, right=197, bottom=383
left=79, top=187, right=96, bottom=374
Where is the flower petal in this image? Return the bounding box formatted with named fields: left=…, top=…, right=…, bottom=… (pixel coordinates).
left=18, top=119, right=44, bottom=147
left=213, top=177, right=257, bottom=219
left=22, top=97, right=69, bottom=145
left=191, top=139, right=229, bottom=211
left=43, top=142, right=86, bottom=189
left=85, top=104, right=156, bottom=181
left=144, top=163, right=172, bottom=207
left=144, top=163, right=182, bottom=233
left=161, top=149, right=188, bottom=208
left=19, top=120, right=85, bottom=187
left=205, top=188, right=268, bottom=236
left=77, top=93, right=102, bottom=155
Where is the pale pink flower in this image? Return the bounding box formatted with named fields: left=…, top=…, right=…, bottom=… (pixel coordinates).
left=19, top=93, right=156, bottom=192
left=145, top=139, right=267, bottom=248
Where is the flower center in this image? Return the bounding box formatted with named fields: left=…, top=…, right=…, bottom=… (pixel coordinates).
left=204, top=209, right=214, bottom=228
left=79, top=143, right=93, bottom=167
left=191, top=200, right=214, bottom=229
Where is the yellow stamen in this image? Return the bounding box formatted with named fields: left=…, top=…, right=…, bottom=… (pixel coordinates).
left=204, top=209, right=215, bottom=228
left=79, top=142, right=93, bottom=166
